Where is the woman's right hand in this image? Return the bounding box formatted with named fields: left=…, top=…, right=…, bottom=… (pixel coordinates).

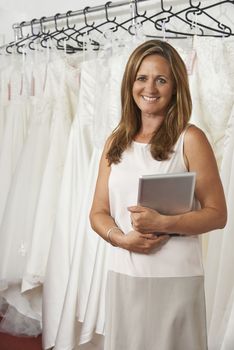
left=119, top=230, right=170, bottom=254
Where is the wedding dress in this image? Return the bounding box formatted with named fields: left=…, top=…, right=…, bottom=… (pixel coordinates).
left=0, top=55, right=60, bottom=335
left=189, top=37, right=234, bottom=168
left=43, top=48, right=131, bottom=349
left=205, top=104, right=234, bottom=350
left=43, top=56, right=97, bottom=349
left=22, top=57, right=80, bottom=293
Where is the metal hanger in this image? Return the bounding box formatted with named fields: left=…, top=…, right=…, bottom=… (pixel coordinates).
left=185, top=1, right=234, bottom=36
left=2, top=0, right=234, bottom=54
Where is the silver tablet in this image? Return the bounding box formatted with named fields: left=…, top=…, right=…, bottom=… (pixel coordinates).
left=137, top=172, right=196, bottom=215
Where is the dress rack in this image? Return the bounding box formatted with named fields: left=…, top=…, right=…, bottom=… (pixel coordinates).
left=1, top=0, right=234, bottom=54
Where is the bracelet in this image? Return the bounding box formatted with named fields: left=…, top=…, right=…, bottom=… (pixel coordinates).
left=106, top=226, right=122, bottom=247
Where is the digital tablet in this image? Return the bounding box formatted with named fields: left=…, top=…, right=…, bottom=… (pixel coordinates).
left=137, top=172, right=196, bottom=215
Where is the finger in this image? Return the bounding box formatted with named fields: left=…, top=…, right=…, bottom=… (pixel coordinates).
left=143, top=234, right=169, bottom=242
left=140, top=233, right=158, bottom=240
left=127, top=206, right=145, bottom=213
left=157, top=235, right=170, bottom=243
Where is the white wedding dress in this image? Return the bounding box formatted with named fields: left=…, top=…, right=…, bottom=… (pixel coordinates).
left=189, top=37, right=234, bottom=168
left=42, top=56, right=97, bottom=349
left=42, top=50, right=130, bottom=350
left=22, top=57, right=80, bottom=293
left=205, top=104, right=234, bottom=350
left=0, top=54, right=61, bottom=335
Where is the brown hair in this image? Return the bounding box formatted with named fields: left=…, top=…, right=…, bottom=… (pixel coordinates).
left=106, top=39, right=192, bottom=164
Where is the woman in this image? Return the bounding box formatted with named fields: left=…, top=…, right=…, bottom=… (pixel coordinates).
left=89, top=40, right=227, bottom=350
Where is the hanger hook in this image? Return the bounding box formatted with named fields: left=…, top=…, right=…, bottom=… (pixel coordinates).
left=39, top=16, right=47, bottom=34
left=189, top=0, right=201, bottom=8
left=161, top=0, right=172, bottom=12
left=83, top=7, right=95, bottom=27
left=13, top=22, right=24, bottom=40
left=66, top=10, right=76, bottom=29
left=30, top=18, right=38, bottom=36
left=130, top=0, right=147, bottom=18
left=54, top=13, right=64, bottom=32
left=105, top=2, right=117, bottom=22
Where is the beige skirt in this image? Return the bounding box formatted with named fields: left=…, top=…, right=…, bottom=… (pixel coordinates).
left=104, top=271, right=207, bottom=350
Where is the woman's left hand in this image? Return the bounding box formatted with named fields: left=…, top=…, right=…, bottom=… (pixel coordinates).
left=128, top=205, right=164, bottom=233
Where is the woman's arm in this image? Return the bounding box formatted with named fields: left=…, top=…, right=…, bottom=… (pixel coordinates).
left=90, top=139, right=170, bottom=252
left=129, top=126, right=227, bottom=236
left=89, top=139, right=120, bottom=242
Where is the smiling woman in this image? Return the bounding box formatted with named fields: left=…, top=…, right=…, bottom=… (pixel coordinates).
left=89, top=39, right=227, bottom=350
left=106, top=40, right=192, bottom=162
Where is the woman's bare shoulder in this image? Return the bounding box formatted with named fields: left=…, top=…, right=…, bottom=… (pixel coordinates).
left=184, top=124, right=218, bottom=174
left=185, top=124, right=207, bottom=139
left=184, top=124, right=212, bottom=150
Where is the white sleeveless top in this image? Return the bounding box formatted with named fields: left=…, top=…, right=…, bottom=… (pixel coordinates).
left=108, top=128, right=204, bottom=278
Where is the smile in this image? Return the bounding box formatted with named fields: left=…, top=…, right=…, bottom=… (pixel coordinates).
left=142, top=96, right=159, bottom=102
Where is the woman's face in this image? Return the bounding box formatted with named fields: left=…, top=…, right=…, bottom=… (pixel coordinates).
left=132, top=54, right=175, bottom=119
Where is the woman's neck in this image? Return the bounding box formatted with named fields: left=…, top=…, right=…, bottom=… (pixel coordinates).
left=135, top=115, right=164, bottom=143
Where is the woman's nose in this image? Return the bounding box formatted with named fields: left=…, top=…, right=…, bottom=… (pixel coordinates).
left=145, top=79, right=157, bottom=92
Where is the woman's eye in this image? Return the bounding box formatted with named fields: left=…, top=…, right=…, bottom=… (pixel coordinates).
left=136, top=76, right=146, bottom=81
left=157, top=78, right=166, bottom=84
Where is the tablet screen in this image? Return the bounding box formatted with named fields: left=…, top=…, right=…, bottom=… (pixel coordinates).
left=137, top=172, right=196, bottom=215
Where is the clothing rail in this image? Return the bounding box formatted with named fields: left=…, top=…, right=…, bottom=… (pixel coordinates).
left=2, top=0, right=234, bottom=54
left=12, top=0, right=148, bottom=34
